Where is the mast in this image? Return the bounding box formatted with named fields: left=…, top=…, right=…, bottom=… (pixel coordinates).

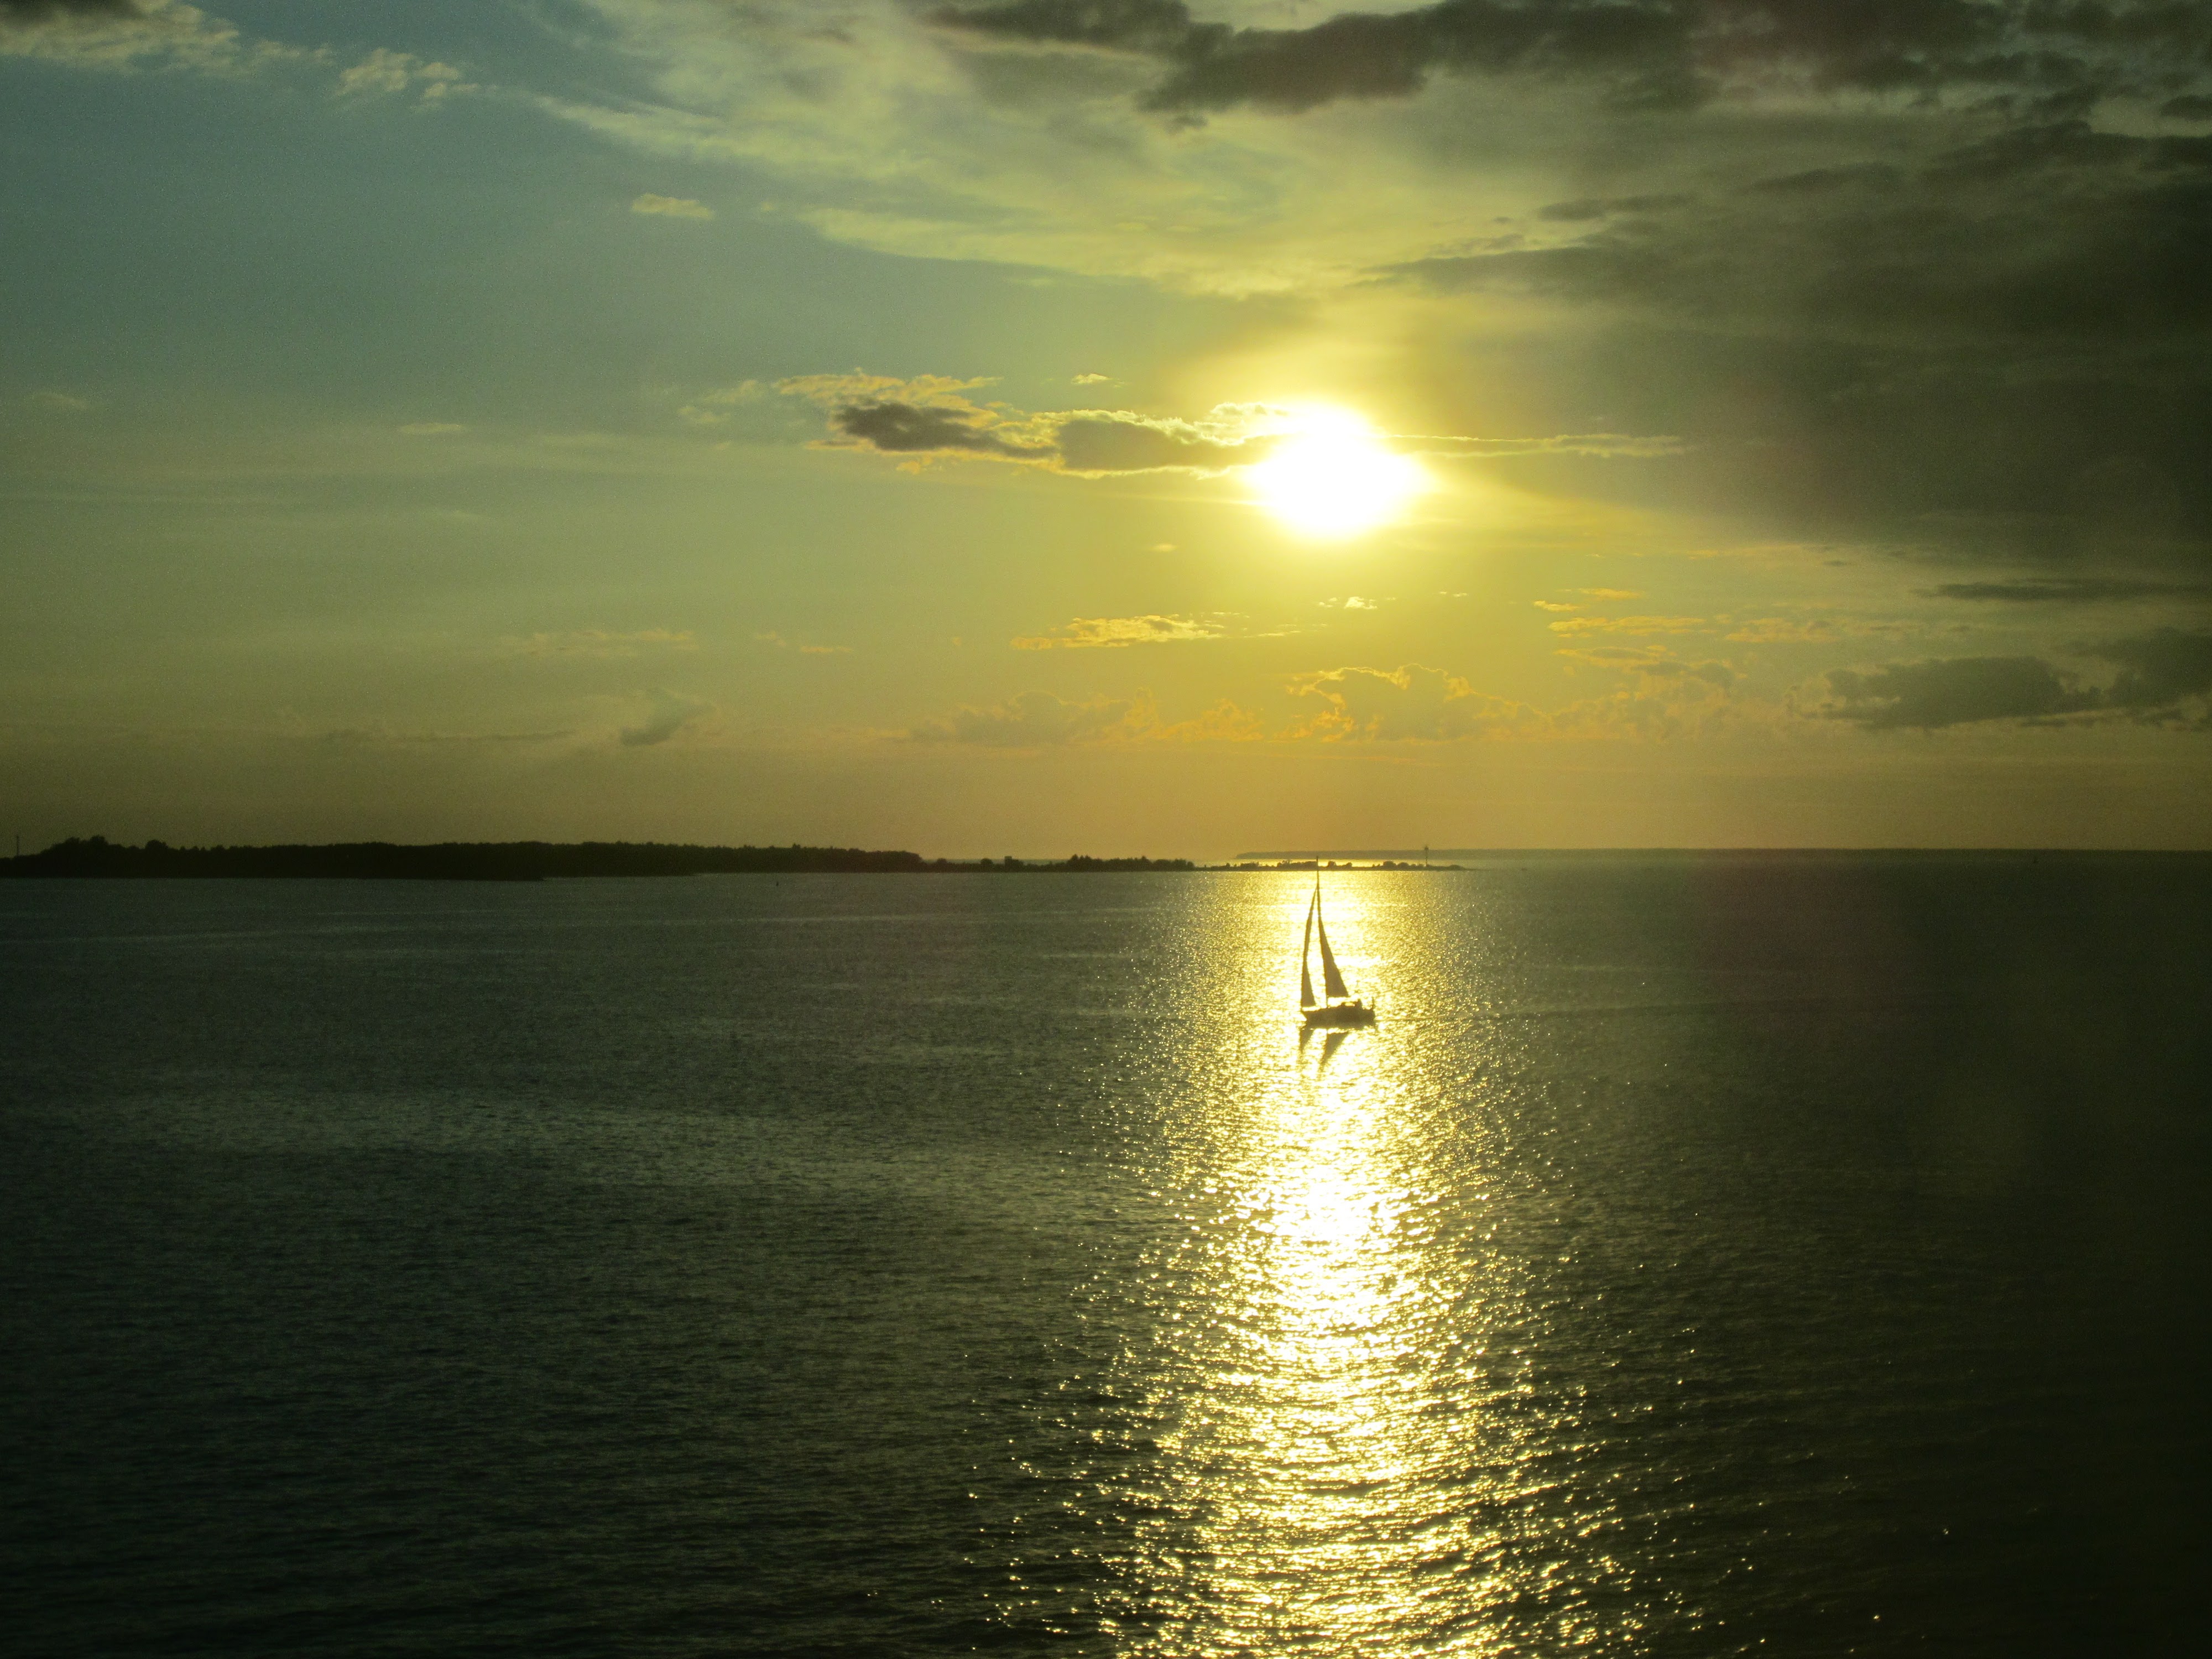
left=1314, top=875, right=1350, bottom=1001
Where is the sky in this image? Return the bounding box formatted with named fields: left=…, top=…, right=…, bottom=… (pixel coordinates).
left=5, top=0, right=2211, bottom=854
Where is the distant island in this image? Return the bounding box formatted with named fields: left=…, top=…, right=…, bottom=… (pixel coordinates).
left=1, top=837, right=1199, bottom=881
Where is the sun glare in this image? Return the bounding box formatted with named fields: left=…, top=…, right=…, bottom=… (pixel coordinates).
left=1244, top=408, right=1427, bottom=538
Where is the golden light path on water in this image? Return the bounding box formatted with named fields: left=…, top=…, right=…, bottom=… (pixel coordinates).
left=1022, top=874, right=1652, bottom=1656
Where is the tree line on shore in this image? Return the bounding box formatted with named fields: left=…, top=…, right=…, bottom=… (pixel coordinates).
left=1, top=837, right=1199, bottom=880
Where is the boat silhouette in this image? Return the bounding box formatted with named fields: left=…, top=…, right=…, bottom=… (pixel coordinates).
left=1300, top=874, right=1375, bottom=1026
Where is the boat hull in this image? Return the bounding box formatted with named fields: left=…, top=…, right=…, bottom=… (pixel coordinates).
left=1302, top=1000, right=1376, bottom=1027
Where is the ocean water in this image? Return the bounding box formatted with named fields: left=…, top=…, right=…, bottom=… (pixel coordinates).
left=4, top=858, right=2208, bottom=1657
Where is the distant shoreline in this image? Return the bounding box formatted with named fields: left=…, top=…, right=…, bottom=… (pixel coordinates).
left=6, top=838, right=2198, bottom=881
left=0, top=838, right=1210, bottom=881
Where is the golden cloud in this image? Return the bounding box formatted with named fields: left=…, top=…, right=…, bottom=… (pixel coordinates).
left=1548, top=614, right=1711, bottom=636
left=1011, top=615, right=1223, bottom=650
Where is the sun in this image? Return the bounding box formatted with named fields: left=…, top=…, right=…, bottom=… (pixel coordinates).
left=1243, top=408, right=1427, bottom=538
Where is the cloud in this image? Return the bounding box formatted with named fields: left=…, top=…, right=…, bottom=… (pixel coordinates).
left=1532, top=599, right=1580, bottom=612
left=1, top=2, right=482, bottom=110
left=631, top=192, right=715, bottom=220
left=1820, top=632, right=2212, bottom=729
left=618, top=688, right=712, bottom=747
left=1071, top=372, right=1112, bottom=384
left=0, top=0, right=312, bottom=75
left=1579, top=587, right=1644, bottom=600
left=1547, top=608, right=1919, bottom=645
left=1011, top=614, right=1222, bottom=649
left=546, top=0, right=2212, bottom=410
left=1555, top=640, right=1730, bottom=677
left=1152, top=698, right=1266, bottom=742
left=904, top=650, right=1775, bottom=752
left=1823, top=655, right=2096, bottom=729
left=27, top=389, right=93, bottom=411
left=507, top=629, right=696, bottom=659
left=910, top=688, right=1145, bottom=746
left=1051, top=411, right=1268, bottom=473
left=774, top=373, right=1674, bottom=481
left=335, top=47, right=468, bottom=100
left=777, top=371, right=997, bottom=406
left=1548, top=614, right=1710, bottom=637
left=1722, top=617, right=1841, bottom=644
left=1723, top=615, right=1918, bottom=644
left=398, top=421, right=466, bottom=437
left=933, top=2, right=2212, bottom=119
left=833, top=399, right=1058, bottom=460
left=1545, top=645, right=1750, bottom=738
left=2, top=1, right=150, bottom=15
left=2096, top=628, right=2212, bottom=714
left=775, top=374, right=1276, bottom=473
left=933, top=0, right=1699, bottom=115
left=1292, top=663, right=1532, bottom=742
left=774, top=374, right=1053, bottom=463
left=1404, top=431, right=1689, bottom=458
left=1923, top=578, right=2212, bottom=604
left=1365, top=111, right=2212, bottom=566
left=1288, top=650, right=1749, bottom=743
left=541, top=5, right=1783, bottom=294
left=906, top=686, right=1264, bottom=745
left=321, top=723, right=571, bottom=749
left=1391, top=121, right=2212, bottom=350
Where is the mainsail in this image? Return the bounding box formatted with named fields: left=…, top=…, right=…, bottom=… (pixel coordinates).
left=1300, top=888, right=1318, bottom=1006
left=1315, top=896, right=1350, bottom=1001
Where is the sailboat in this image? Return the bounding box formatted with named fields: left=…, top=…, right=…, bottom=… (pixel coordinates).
left=1300, top=874, right=1375, bottom=1026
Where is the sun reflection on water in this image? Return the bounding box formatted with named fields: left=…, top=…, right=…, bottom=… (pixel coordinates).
left=1023, top=875, right=1646, bottom=1656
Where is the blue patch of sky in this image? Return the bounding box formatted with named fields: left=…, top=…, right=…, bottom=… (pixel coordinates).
left=3, top=26, right=1250, bottom=432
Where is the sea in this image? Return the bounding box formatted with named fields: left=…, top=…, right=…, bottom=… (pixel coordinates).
left=4, top=856, right=2208, bottom=1657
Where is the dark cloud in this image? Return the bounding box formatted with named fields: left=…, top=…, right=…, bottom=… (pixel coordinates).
left=1824, top=654, right=2095, bottom=728
left=1053, top=413, right=1266, bottom=473
left=928, top=0, right=1198, bottom=53
left=1924, top=578, right=2212, bottom=602
left=937, top=0, right=1698, bottom=113
left=932, top=2, right=2212, bottom=117
left=1395, top=123, right=2212, bottom=343
left=832, top=400, right=1056, bottom=459
left=1745, top=163, right=1906, bottom=195
left=1385, top=114, right=2212, bottom=561
left=1538, top=193, right=1689, bottom=221
left=0, top=1, right=147, bottom=16
left=1824, top=630, right=2212, bottom=727
left=2097, top=627, right=2212, bottom=709
left=791, top=379, right=1276, bottom=473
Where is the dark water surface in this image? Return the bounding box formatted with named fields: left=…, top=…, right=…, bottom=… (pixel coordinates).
left=4, top=859, right=2209, bottom=1656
